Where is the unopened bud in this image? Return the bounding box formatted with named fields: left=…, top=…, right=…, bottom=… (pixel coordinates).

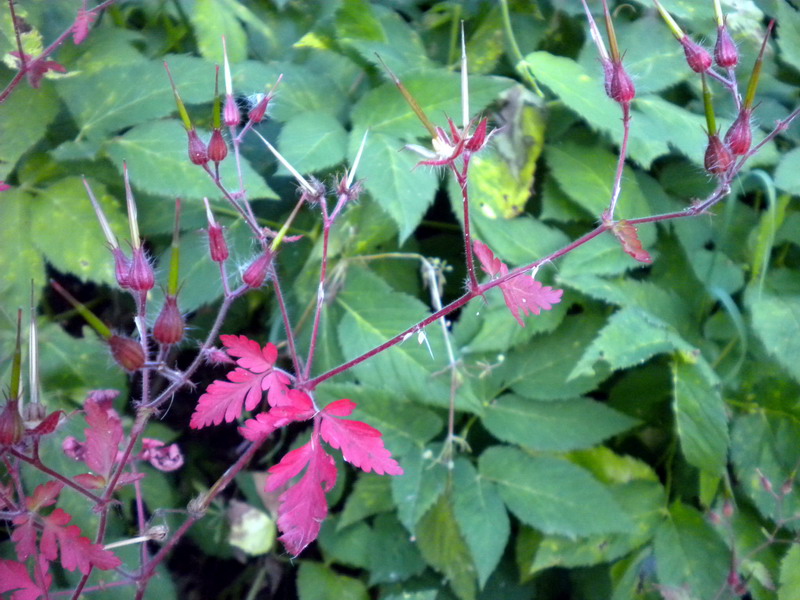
left=681, top=37, right=713, bottom=73
left=248, top=94, right=270, bottom=124
left=704, top=133, right=734, bottom=175
left=208, top=129, right=228, bottom=163
left=242, top=251, right=273, bottom=289
left=724, top=110, right=752, bottom=156
left=153, top=295, right=185, bottom=345
left=607, top=61, right=636, bottom=104
left=714, top=24, right=739, bottom=68
left=109, top=335, right=145, bottom=372
left=0, top=400, right=23, bottom=446
left=208, top=223, right=229, bottom=263
left=223, top=94, right=240, bottom=127
left=113, top=247, right=132, bottom=289
left=128, top=247, right=154, bottom=292
left=187, top=129, right=208, bottom=165
left=722, top=500, right=734, bottom=518
left=757, top=469, right=773, bottom=493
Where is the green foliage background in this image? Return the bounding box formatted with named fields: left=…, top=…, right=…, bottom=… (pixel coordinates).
left=2, top=0, right=800, bottom=598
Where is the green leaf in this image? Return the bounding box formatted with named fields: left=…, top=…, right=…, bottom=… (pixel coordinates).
left=559, top=231, right=655, bottom=278
left=0, top=188, right=45, bottom=309
left=367, top=513, right=426, bottom=585
left=276, top=111, right=348, bottom=175
left=0, top=82, right=59, bottom=179
left=188, top=0, right=247, bottom=63
left=526, top=480, right=666, bottom=574
left=318, top=517, right=371, bottom=569
left=748, top=283, right=800, bottom=384
left=483, top=395, right=638, bottom=452
left=773, top=2, right=800, bottom=74
left=570, top=307, right=696, bottom=379
left=415, top=494, right=477, bottom=600
left=336, top=265, right=481, bottom=412
left=654, top=502, right=730, bottom=600
left=391, top=444, right=448, bottom=533
left=672, top=357, right=729, bottom=476
left=30, top=177, right=127, bottom=286
left=452, top=458, right=509, bottom=588
left=338, top=473, right=395, bottom=529
left=779, top=544, right=800, bottom=600
left=297, top=561, right=369, bottom=600
left=775, top=148, right=800, bottom=197
left=479, top=446, right=634, bottom=538
left=56, top=55, right=215, bottom=141
left=105, top=120, right=276, bottom=201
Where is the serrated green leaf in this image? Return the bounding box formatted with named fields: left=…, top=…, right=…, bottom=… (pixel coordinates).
left=0, top=82, right=59, bottom=179
left=338, top=473, right=395, bottom=530
left=297, top=561, right=369, bottom=600
left=366, top=513, right=426, bottom=585
left=654, top=502, right=730, bottom=600
left=452, top=458, right=509, bottom=588
left=276, top=111, right=347, bottom=175
left=470, top=211, right=570, bottom=266
left=483, top=395, right=638, bottom=452
left=479, top=446, right=634, bottom=538
left=748, top=286, right=800, bottom=384
left=775, top=147, right=800, bottom=196
left=773, top=2, right=800, bottom=73
left=779, top=544, right=800, bottom=600
left=188, top=0, right=247, bottom=63
left=0, top=188, right=45, bottom=309
left=672, top=358, right=729, bottom=476
left=105, top=120, right=276, bottom=201
left=30, top=177, right=127, bottom=286
left=559, top=231, right=655, bottom=277
left=391, top=445, right=447, bottom=532
left=415, top=494, right=477, bottom=600
left=318, top=516, right=371, bottom=569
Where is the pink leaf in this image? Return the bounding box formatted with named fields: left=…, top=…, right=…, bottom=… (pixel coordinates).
left=266, top=442, right=314, bottom=492
left=220, top=335, right=277, bottom=373
left=320, top=401, right=403, bottom=476
left=263, top=371, right=292, bottom=407
left=611, top=220, right=653, bottom=264
left=499, top=275, right=563, bottom=327
left=273, top=441, right=337, bottom=556
left=83, top=397, right=123, bottom=478
left=0, top=558, right=49, bottom=600
left=473, top=240, right=503, bottom=277
left=11, top=515, right=36, bottom=561
left=26, top=482, right=63, bottom=512
left=190, top=367, right=265, bottom=428
left=239, top=391, right=315, bottom=442
left=40, top=509, right=120, bottom=574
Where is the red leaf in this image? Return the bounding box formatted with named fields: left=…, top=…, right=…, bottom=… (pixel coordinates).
left=0, top=558, right=50, bottom=600
left=239, top=391, right=315, bottom=442
left=26, top=482, right=63, bottom=512
left=10, top=515, right=36, bottom=561
left=473, top=240, right=563, bottom=327
left=83, top=397, right=123, bottom=479
left=40, top=509, right=120, bottom=574
left=320, top=401, right=403, bottom=476
left=220, top=335, right=277, bottom=373
left=266, top=442, right=314, bottom=492
left=273, top=440, right=337, bottom=556
left=611, top=220, right=653, bottom=264
left=190, top=368, right=265, bottom=428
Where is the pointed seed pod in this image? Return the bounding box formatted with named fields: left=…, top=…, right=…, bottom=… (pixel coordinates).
left=0, top=400, right=23, bottom=446
left=724, top=109, right=752, bottom=155
left=681, top=37, right=713, bottom=73
left=704, top=133, right=734, bottom=175
left=112, top=247, right=132, bottom=289
left=208, top=128, right=228, bottom=163
left=608, top=60, right=636, bottom=104
left=128, top=247, right=155, bottom=292
left=242, top=251, right=273, bottom=289
left=109, top=335, right=145, bottom=372
left=187, top=129, right=208, bottom=165
left=208, top=223, right=229, bottom=263
left=248, top=95, right=270, bottom=124
left=153, top=295, right=185, bottom=345
left=223, top=95, right=240, bottom=127
left=714, top=23, right=738, bottom=68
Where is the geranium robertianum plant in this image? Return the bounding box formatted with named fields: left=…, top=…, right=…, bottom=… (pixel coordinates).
left=2, top=1, right=800, bottom=599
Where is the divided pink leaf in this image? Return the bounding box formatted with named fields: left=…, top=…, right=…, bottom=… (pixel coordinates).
left=266, top=441, right=315, bottom=492
left=320, top=401, right=403, bottom=475
left=40, top=509, right=120, bottom=574
left=190, top=368, right=265, bottom=428
left=26, top=481, right=63, bottom=512
left=220, top=335, right=277, bottom=373
left=10, top=515, right=36, bottom=561
left=474, top=240, right=503, bottom=277
left=611, top=220, right=652, bottom=264
left=0, top=558, right=49, bottom=600
left=239, top=391, right=315, bottom=442
left=83, top=397, right=123, bottom=478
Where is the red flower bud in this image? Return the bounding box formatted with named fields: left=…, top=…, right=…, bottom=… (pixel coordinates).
left=607, top=60, right=636, bottom=104
left=128, top=247, right=154, bottom=292
left=113, top=247, right=132, bottom=289
left=242, top=251, right=273, bottom=289
left=187, top=129, right=208, bottom=165
left=0, top=400, right=23, bottom=446
left=248, top=94, right=270, bottom=124
left=208, top=128, right=228, bottom=163
left=724, top=109, right=752, bottom=156
left=223, top=94, right=240, bottom=127
left=466, top=118, right=489, bottom=153
left=208, top=223, right=229, bottom=263
left=714, top=24, right=738, bottom=68
left=153, top=295, right=185, bottom=345
left=704, top=133, right=734, bottom=175
left=680, top=36, right=713, bottom=73
left=109, top=335, right=145, bottom=371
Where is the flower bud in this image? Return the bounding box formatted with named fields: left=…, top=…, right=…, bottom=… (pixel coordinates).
left=607, top=61, right=636, bottom=104
left=187, top=129, right=208, bottom=166
left=153, top=295, right=185, bottom=345
left=704, top=133, right=734, bottom=175
left=0, top=400, right=23, bottom=446
left=109, top=335, right=145, bottom=372
left=724, top=109, right=752, bottom=156
left=113, top=247, right=132, bottom=289
left=248, top=94, right=270, bottom=124
left=223, top=94, right=240, bottom=127
left=242, top=251, right=273, bottom=289
left=714, top=24, right=739, bottom=68
left=208, top=128, right=228, bottom=163
left=208, top=223, right=229, bottom=263
left=681, top=36, right=713, bottom=73
left=128, top=247, right=155, bottom=292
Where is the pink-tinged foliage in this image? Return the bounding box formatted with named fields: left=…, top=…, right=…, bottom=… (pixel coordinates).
left=139, top=438, right=184, bottom=472
left=72, top=9, right=96, bottom=45
left=0, top=557, right=51, bottom=600
left=238, top=390, right=315, bottom=441
left=473, top=240, right=563, bottom=326
left=611, top=220, right=653, bottom=264
left=11, top=515, right=37, bottom=561
left=320, top=400, right=403, bottom=475
left=190, top=337, right=290, bottom=428
left=269, top=440, right=337, bottom=556
left=0, top=181, right=11, bottom=191
left=83, top=397, right=123, bottom=479
left=25, top=481, right=63, bottom=512
left=10, top=52, right=67, bottom=88
left=39, top=509, right=121, bottom=573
